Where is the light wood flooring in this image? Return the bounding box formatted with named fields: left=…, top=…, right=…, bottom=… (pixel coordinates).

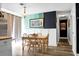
left=23, top=46, right=74, bottom=56
left=23, top=39, right=74, bottom=56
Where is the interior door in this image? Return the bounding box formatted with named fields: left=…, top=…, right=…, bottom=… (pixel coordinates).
left=60, top=20, right=67, bottom=37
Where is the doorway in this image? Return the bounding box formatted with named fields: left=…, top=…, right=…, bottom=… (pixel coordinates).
left=58, top=19, right=70, bottom=47
left=60, top=20, right=67, bottom=37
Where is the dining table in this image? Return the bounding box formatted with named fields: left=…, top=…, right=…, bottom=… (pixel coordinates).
left=22, top=34, right=48, bottom=55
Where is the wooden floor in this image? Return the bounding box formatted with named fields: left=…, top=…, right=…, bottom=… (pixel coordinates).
left=22, top=39, right=74, bottom=56
left=23, top=46, right=74, bottom=56
left=58, top=39, right=70, bottom=47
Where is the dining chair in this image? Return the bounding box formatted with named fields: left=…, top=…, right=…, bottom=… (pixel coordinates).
left=22, top=34, right=29, bottom=55
left=40, top=34, right=49, bottom=53
left=44, top=34, right=49, bottom=51
left=28, top=34, right=41, bottom=55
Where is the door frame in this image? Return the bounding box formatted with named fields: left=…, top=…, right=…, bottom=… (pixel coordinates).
left=56, top=12, right=71, bottom=45
left=59, top=18, right=68, bottom=39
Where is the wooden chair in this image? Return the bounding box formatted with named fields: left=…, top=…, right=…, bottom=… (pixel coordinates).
left=22, top=35, right=29, bottom=55
left=44, top=34, right=49, bottom=52
left=27, top=34, right=41, bottom=55
left=22, top=33, right=49, bottom=55
left=40, top=34, right=49, bottom=53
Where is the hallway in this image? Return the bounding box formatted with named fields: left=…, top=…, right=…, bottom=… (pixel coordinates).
left=58, top=39, right=70, bottom=47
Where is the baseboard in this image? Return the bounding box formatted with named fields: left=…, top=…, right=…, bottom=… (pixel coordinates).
left=72, top=48, right=76, bottom=56
left=76, top=54, right=79, bottom=56
left=59, top=37, right=68, bottom=39
left=48, top=44, right=57, bottom=47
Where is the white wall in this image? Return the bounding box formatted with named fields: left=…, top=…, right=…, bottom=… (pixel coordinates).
left=48, top=29, right=56, bottom=46
left=71, top=3, right=76, bottom=55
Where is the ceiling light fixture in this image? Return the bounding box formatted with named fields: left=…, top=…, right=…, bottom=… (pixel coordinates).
left=20, top=3, right=26, bottom=17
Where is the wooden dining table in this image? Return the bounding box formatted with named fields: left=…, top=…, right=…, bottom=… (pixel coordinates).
left=22, top=35, right=48, bottom=40
left=22, top=34, right=48, bottom=55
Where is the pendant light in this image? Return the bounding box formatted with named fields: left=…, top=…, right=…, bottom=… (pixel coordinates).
left=20, top=3, right=26, bottom=17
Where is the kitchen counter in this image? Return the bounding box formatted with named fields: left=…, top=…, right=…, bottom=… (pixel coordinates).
left=0, top=36, right=11, bottom=40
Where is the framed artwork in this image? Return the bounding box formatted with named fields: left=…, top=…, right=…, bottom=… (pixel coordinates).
left=30, top=18, right=43, bottom=28
left=60, top=22, right=66, bottom=30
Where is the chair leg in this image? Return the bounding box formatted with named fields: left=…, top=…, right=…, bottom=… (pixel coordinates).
left=22, top=46, right=24, bottom=56
left=28, top=46, right=31, bottom=55
left=45, top=44, right=48, bottom=53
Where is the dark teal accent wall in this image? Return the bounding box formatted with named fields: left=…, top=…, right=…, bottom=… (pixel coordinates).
left=44, top=11, right=56, bottom=28
left=24, top=13, right=44, bottom=28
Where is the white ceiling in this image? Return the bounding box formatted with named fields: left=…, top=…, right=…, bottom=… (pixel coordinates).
left=1, top=3, right=74, bottom=15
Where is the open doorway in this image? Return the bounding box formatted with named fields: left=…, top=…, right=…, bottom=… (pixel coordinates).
left=58, top=17, right=70, bottom=47
left=60, top=20, right=67, bottom=37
